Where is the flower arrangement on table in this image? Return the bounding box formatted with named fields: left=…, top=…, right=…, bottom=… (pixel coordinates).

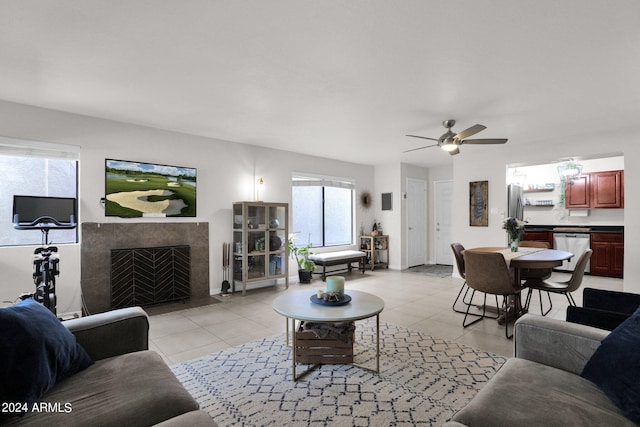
left=503, top=217, right=527, bottom=252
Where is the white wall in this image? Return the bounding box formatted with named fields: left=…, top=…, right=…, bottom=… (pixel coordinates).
left=374, top=162, right=454, bottom=269
left=453, top=131, right=640, bottom=294
left=374, top=163, right=402, bottom=269
left=0, top=100, right=375, bottom=313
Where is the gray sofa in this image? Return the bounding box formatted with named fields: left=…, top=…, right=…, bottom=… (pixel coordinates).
left=445, top=314, right=635, bottom=427
left=3, top=307, right=215, bottom=426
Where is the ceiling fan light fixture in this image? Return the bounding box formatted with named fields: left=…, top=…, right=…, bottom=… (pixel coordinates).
left=441, top=141, right=458, bottom=152
left=404, top=119, right=506, bottom=155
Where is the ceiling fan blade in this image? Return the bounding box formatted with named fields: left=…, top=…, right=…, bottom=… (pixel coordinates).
left=454, top=124, right=486, bottom=140
left=448, top=147, right=460, bottom=156
left=406, top=134, right=440, bottom=142
left=403, top=144, right=438, bottom=153
left=461, top=138, right=508, bottom=145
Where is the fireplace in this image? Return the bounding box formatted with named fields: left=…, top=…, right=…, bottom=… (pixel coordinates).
left=81, top=222, right=209, bottom=314
left=111, top=245, right=191, bottom=309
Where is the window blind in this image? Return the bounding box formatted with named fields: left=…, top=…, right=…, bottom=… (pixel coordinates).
left=0, top=136, right=80, bottom=160
left=292, top=174, right=355, bottom=189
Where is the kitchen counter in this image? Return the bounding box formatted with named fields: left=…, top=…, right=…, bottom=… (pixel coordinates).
left=521, top=223, right=624, bottom=277
left=523, top=225, right=624, bottom=277
left=524, top=225, right=624, bottom=234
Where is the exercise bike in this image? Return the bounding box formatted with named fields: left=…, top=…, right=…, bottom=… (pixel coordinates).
left=31, top=245, right=60, bottom=314
left=13, top=207, right=76, bottom=316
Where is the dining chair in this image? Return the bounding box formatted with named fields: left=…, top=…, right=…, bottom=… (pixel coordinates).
left=524, top=249, right=593, bottom=316
left=462, top=250, right=523, bottom=339
left=517, top=241, right=553, bottom=283
left=450, top=243, right=472, bottom=314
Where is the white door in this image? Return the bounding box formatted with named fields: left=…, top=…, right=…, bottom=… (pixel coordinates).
left=435, top=180, right=454, bottom=265
left=407, top=178, right=427, bottom=267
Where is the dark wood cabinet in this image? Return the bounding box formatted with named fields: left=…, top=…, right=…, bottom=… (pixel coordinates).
left=590, top=233, right=624, bottom=278
left=565, top=175, right=590, bottom=208
left=565, top=170, right=624, bottom=209
left=521, top=231, right=554, bottom=248
left=590, top=170, right=624, bottom=208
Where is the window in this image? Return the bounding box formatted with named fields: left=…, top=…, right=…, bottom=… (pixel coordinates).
left=292, top=174, right=354, bottom=247
left=0, top=138, right=79, bottom=246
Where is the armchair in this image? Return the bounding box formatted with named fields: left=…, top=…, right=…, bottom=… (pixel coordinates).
left=566, top=287, right=640, bottom=331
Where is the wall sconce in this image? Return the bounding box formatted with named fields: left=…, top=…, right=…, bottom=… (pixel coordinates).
left=256, top=177, right=264, bottom=201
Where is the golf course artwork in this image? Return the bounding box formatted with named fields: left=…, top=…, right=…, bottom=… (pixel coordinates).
left=105, top=159, right=197, bottom=217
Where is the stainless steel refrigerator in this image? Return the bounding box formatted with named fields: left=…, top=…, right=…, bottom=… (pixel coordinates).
left=507, top=184, right=524, bottom=220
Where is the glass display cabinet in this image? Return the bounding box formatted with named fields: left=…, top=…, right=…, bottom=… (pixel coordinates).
left=232, top=202, right=289, bottom=294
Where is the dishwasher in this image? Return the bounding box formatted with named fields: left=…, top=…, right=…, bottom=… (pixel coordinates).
left=553, top=228, right=591, bottom=272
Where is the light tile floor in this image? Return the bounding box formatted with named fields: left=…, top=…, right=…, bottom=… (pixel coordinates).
left=149, top=269, right=623, bottom=365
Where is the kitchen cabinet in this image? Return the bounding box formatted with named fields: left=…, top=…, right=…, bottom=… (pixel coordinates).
left=521, top=231, right=554, bottom=248
left=590, top=170, right=624, bottom=208
left=232, top=201, right=289, bottom=294
left=590, top=233, right=624, bottom=278
left=565, top=170, right=624, bottom=209
left=565, top=175, right=590, bottom=209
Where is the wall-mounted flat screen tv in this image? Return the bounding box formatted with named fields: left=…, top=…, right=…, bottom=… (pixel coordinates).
left=105, top=159, right=197, bottom=218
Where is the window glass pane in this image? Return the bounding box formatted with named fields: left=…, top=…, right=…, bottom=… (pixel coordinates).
left=292, top=186, right=323, bottom=247
left=0, top=156, right=78, bottom=246
left=324, top=186, right=352, bottom=246
left=292, top=175, right=354, bottom=248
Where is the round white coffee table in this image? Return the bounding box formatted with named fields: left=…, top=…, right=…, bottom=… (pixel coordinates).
left=272, top=289, right=384, bottom=381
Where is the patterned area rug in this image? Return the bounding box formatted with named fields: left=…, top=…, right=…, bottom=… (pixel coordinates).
left=171, top=319, right=506, bottom=426
left=407, top=264, right=453, bottom=278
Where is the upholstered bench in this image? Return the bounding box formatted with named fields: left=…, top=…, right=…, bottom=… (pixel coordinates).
left=309, top=250, right=366, bottom=280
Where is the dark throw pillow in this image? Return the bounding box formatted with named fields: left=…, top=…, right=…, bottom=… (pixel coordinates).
left=581, top=306, right=640, bottom=423
left=0, top=298, right=93, bottom=411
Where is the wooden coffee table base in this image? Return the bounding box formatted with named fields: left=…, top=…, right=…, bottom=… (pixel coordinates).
left=284, top=315, right=380, bottom=381
left=273, top=290, right=384, bottom=381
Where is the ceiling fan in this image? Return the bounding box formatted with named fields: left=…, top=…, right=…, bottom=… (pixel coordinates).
left=405, top=119, right=508, bottom=155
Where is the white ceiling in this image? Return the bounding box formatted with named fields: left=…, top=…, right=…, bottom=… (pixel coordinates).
left=1, top=1, right=639, bottom=168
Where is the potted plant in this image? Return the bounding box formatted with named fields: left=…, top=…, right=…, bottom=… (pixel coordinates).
left=288, top=234, right=316, bottom=283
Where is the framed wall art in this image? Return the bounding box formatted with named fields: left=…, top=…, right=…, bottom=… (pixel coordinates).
left=469, top=180, right=488, bottom=227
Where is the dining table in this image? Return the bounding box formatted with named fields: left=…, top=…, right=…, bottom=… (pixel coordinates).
left=465, top=246, right=574, bottom=320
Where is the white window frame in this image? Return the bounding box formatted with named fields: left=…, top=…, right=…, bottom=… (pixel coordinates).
left=0, top=136, right=80, bottom=246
